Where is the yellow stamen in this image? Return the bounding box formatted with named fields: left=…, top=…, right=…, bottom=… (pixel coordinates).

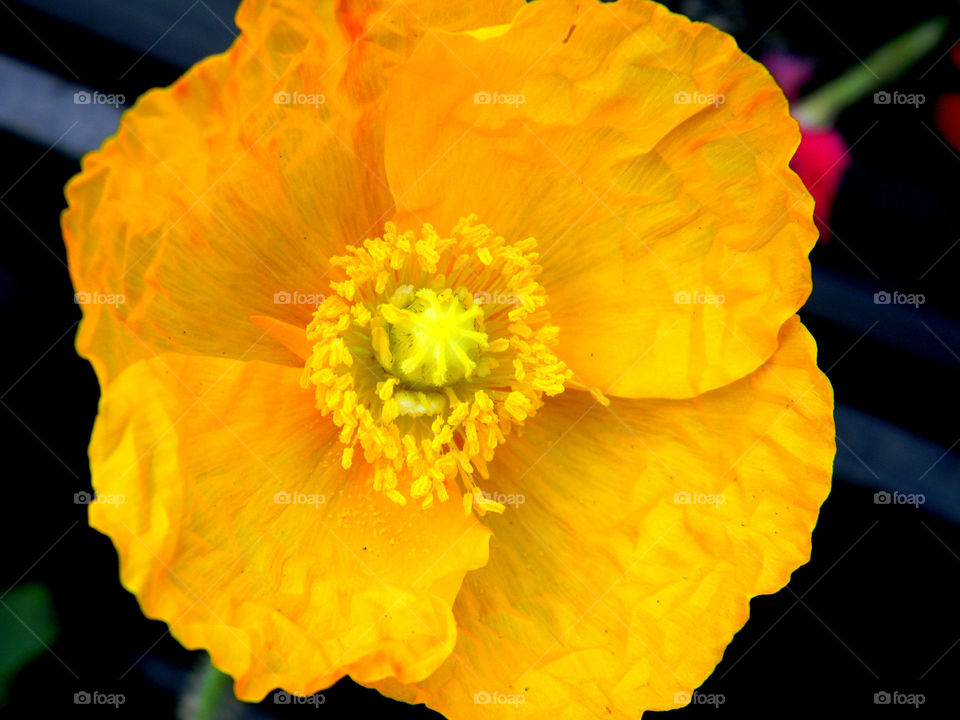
left=300, top=216, right=572, bottom=514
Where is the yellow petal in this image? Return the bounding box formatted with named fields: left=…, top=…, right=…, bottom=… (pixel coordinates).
left=87, top=354, right=490, bottom=700
left=371, top=316, right=834, bottom=717
left=382, top=0, right=816, bottom=399
left=63, top=2, right=393, bottom=388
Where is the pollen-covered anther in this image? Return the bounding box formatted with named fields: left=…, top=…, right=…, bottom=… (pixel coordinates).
left=301, top=216, right=572, bottom=514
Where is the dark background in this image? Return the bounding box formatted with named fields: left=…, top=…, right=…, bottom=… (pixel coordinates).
left=1, top=0, right=959, bottom=717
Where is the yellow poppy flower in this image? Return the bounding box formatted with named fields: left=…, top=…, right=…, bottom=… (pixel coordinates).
left=63, top=0, right=835, bottom=716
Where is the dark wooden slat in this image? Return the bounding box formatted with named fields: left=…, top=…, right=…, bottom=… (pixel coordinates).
left=0, top=52, right=120, bottom=159
left=807, top=267, right=960, bottom=369
left=16, top=0, right=241, bottom=69
left=835, top=404, right=960, bottom=525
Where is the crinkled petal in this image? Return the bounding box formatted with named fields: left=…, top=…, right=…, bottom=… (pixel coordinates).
left=382, top=0, right=816, bottom=399
left=330, top=0, right=526, bottom=105
left=87, top=355, right=490, bottom=701
left=371, top=316, right=834, bottom=718
left=63, top=2, right=393, bottom=387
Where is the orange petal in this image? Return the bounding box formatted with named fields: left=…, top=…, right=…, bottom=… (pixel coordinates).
left=87, top=354, right=490, bottom=700
left=371, top=316, right=834, bottom=717
left=382, top=0, right=816, bottom=399
left=331, top=0, right=526, bottom=105
left=63, top=2, right=394, bottom=388
left=250, top=315, right=312, bottom=361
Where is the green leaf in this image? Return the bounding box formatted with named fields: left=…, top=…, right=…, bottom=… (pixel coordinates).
left=0, top=583, right=59, bottom=705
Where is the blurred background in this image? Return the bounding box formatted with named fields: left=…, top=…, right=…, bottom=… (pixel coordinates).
left=1, top=0, right=958, bottom=717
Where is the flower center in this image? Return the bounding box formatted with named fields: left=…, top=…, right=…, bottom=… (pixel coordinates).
left=375, top=287, right=487, bottom=387
left=301, top=216, right=572, bottom=514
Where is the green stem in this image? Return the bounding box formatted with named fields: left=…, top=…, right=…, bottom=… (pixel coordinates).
left=187, top=659, right=232, bottom=720
left=793, top=17, right=948, bottom=127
